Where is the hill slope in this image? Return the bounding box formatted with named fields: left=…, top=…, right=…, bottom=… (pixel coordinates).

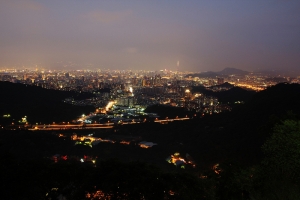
left=0, top=81, right=95, bottom=124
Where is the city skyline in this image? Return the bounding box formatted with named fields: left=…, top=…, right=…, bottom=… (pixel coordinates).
left=1, top=0, right=300, bottom=72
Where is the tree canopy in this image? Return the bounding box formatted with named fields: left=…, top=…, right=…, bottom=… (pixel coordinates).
left=262, top=119, right=300, bottom=179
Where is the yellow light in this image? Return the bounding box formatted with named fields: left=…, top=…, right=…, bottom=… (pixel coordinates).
left=105, top=101, right=115, bottom=111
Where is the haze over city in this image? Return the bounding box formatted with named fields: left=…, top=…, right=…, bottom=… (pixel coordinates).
left=1, top=0, right=300, bottom=72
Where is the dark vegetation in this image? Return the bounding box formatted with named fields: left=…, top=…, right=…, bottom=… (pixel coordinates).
left=191, top=85, right=255, bottom=104
left=0, top=81, right=95, bottom=124
left=145, top=84, right=255, bottom=118
left=144, top=104, right=189, bottom=118
left=0, top=156, right=214, bottom=199
left=118, top=83, right=300, bottom=168
left=0, top=82, right=300, bottom=199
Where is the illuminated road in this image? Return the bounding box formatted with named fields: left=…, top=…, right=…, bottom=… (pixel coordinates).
left=28, top=123, right=114, bottom=130
left=28, top=117, right=190, bottom=130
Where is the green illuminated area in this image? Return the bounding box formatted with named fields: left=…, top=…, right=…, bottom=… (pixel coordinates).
left=166, top=152, right=196, bottom=169
left=75, top=139, right=92, bottom=148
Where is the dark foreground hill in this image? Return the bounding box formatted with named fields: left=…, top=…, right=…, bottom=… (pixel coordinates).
left=0, top=81, right=95, bottom=125
left=117, top=83, right=300, bottom=167
left=191, top=85, right=255, bottom=104
left=186, top=67, right=249, bottom=78
left=1, top=83, right=300, bottom=199
left=1, top=82, right=299, bottom=167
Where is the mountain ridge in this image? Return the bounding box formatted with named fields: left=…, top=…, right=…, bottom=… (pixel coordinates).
left=187, top=67, right=249, bottom=78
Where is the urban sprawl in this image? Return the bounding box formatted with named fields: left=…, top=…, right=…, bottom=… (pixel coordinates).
left=1, top=68, right=298, bottom=126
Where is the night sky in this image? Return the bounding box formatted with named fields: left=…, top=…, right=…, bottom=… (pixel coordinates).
left=1, top=0, right=299, bottom=72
